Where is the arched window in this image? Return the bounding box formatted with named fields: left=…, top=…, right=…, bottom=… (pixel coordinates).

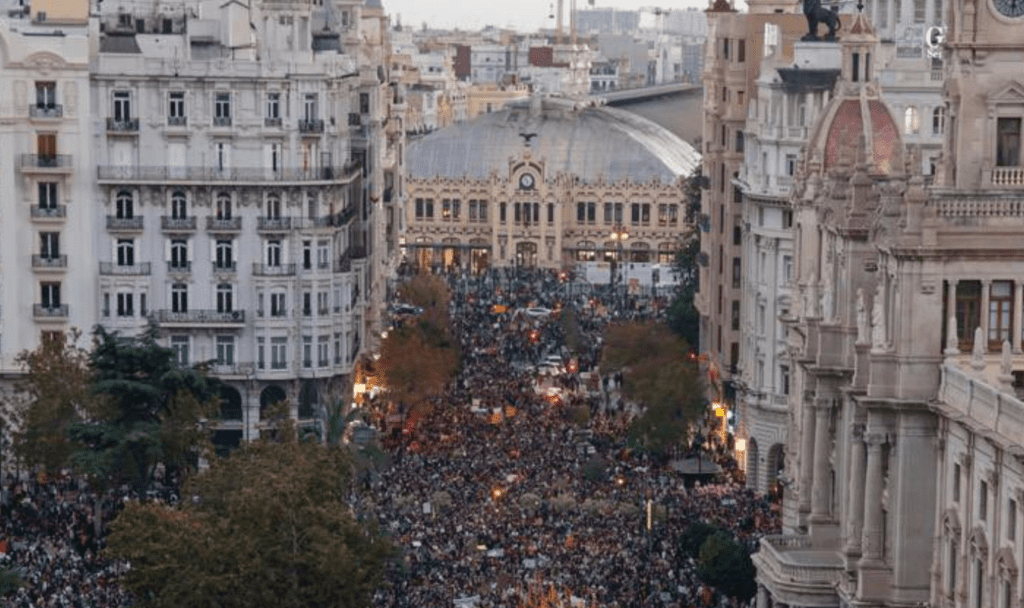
left=266, top=194, right=281, bottom=219
left=116, top=191, right=134, bottom=219
left=170, top=191, right=187, bottom=219
left=216, top=192, right=232, bottom=219
left=933, top=106, right=946, bottom=136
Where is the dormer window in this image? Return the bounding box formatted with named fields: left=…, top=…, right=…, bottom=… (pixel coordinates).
left=997, top=117, right=1021, bottom=167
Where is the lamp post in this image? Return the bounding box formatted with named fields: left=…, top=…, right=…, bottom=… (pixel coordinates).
left=609, top=225, right=629, bottom=311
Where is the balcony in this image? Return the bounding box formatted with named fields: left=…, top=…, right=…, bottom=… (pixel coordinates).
left=167, top=116, right=188, bottom=127
left=166, top=261, right=192, bottom=273
left=29, top=105, right=63, bottom=119
left=253, top=263, right=296, bottom=276
left=99, top=261, right=151, bottom=276
left=257, top=217, right=292, bottom=232
left=212, top=262, right=237, bottom=274
left=264, top=117, right=282, bottom=127
left=213, top=116, right=232, bottom=127
left=160, top=216, right=197, bottom=232
left=33, top=304, right=69, bottom=319
left=106, top=216, right=144, bottom=231
left=206, top=217, right=242, bottom=232
left=98, top=165, right=359, bottom=184
left=31, top=206, right=66, bottom=220
left=20, top=155, right=73, bottom=173
left=299, top=119, right=325, bottom=134
left=32, top=255, right=67, bottom=270
left=990, top=167, right=1024, bottom=188
left=155, top=309, right=245, bottom=327
left=106, top=117, right=139, bottom=133
left=752, top=536, right=843, bottom=607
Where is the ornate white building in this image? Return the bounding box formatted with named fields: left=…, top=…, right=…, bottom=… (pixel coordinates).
left=754, top=4, right=1024, bottom=608
left=402, top=95, right=700, bottom=281
left=0, top=0, right=402, bottom=453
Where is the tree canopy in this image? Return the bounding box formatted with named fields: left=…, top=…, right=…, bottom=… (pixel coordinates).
left=105, top=437, right=392, bottom=608
left=66, top=325, right=221, bottom=497
left=696, top=531, right=757, bottom=601
left=601, top=321, right=706, bottom=456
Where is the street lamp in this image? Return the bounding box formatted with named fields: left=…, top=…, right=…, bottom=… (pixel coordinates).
left=609, top=225, right=629, bottom=310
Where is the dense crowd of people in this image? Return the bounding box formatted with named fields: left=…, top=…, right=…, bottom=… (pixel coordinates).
left=368, top=268, right=780, bottom=608
left=0, top=267, right=780, bottom=608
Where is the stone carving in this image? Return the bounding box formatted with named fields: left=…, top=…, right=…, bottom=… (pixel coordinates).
left=945, top=316, right=960, bottom=355
left=856, top=288, right=868, bottom=344
left=971, top=327, right=985, bottom=370
left=1000, top=340, right=1014, bottom=385
left=871, top=282, right=886, bottom=350
left=821, top=270, right=834, bottom=322
left=802, top=0, right=842, bottom=41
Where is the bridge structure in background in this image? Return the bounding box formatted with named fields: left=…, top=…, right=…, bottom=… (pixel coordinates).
left=600, top=83, right=702, bottom=106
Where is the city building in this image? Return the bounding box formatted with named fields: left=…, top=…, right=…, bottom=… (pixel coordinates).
left=0, top=0, right=402, bottom=452
left=403, top=95, right=699, bottom=288
left=754, top=1, right=1024, bottom=607
left=0, top=0, right=95, bottom=372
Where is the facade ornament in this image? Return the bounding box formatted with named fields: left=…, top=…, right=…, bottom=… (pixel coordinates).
left=945, top=316, right=960, bottom=355
left=804, top=270, right=819, bottom=318
left=820, top=270, right=834, bottom=322
left=971, top=327, right=986, bottom=370
left=871, top=282, right=886, bottom=350
left=999, top=340, right=1015, bottom=387
left=855, top=288, right=869, bottom=345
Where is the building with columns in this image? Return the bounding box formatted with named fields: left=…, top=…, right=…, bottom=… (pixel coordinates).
left=754, top=3, right=1024, bottom=608
left=403, top=95, right=700, bottom=279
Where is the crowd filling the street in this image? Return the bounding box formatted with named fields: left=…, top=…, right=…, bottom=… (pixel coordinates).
left=0, top=268, right=780, bottom=608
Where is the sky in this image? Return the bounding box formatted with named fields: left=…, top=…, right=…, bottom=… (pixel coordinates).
left=382, top=0, right=713, bottom=33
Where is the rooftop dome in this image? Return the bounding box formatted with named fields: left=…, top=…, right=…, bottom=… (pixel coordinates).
left=406, top=97, right=701, bottom=185
left=821, top=98, right=901, bottom=174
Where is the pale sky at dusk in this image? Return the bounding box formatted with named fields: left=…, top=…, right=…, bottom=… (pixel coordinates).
left=381, top=0, right=715, bottom=33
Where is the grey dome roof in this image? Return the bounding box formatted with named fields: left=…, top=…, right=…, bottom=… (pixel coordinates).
left=407, top=98, right=701, bottom=185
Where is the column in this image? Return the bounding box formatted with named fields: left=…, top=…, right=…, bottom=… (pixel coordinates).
left=947, top=279, right=959, bottom=352
left=810, top=399, right=833, bottom=522
left=981, top=279, right=991, bottom=350
left=860, top=433, right=886, bottom=565
left=756, top=584, right=768, bottom=608
left=1013, top=281, right=1023, bottom=353
left=799, top=402, right=816, bottom=514
left=845, top=424, right=867, bottom=555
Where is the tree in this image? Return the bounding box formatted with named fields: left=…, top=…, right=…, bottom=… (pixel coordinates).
left=601, top=321, right=706, bottom=456
left=559, top=304, right=584, bottom=355
left=10, top=329, right=95, bottom=475
left=67, top=325, right=221, bottom=499
left=696, top=531, right=757, bottom=601
left=666, top=166, right=704, bottom=348
left=0, top=565, right=25, bottom=598
left=105, top=437, right=392, bottom=608
left=679, top=521, right=720, bottom=559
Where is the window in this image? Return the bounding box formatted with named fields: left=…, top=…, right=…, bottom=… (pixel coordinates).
left=641, top=203, right=650, bottom=225
left=780, top=365, right=790, bottom=395
left=257, top=337, right=265, bottom=369
left=732, top=257, right=741, bottom=289
left=216, top=283, right=233, bottom=313
left=783, top=210, right=793, bottom=229
left=786, top=154, right=797, bottom=176
left=38, top=182, right=58, bottom=210
left=425, top=199, right=434, bottom=220
left=168, top=91, right=185, bottom=123
left=359, top=92, right=370, bottom=114
left=783, top=255, right=793, bottom=283
left=271, top=337, right=287, bottom=369
left=35, top=81, right=56, bottom=108
left=216, top=193, right=232, bottom=219
left=948, top=538, right=958, bottom=596
left=303, top=240, right=312, bottom=270
left=270, top=292, right=286, bottom=317
left=116, top=239, right=134, bottom=266
left=852, top=53, right=860, bottom=83
left=933, top=107, right=946, bottom=136
left=733, top=226, right=742, bottom=246
left=577, top=203, right=586, bottom=223
left=40, top=232, right=60, bottom=259
left=171, top=283, right=188, bottom=313
left=334, top=333, right=342, bottom=364
left=303, top=292, right=312, bottom=316
left=989, top=281, right=1013, bottom=346
left=303, top=336, right=313, bottom=368
left=117, top=292, right=133, bottom=317
left=41, top=282, right=61, bottom=309
left=267, top=240, right=282, bottom=266
left=737, top=39, right=746, bottom=62
left=266, top=92, right=280, bottom=119
left=37, top=133, right=57, bottom=159
left=317, top=292, right=328, bottom=315
left=914, top=0, right=925, bottom=21
left=547, top=203, right=554, bottom=224
left=499, top=202, right=506, bottom=223
left=103, top=293, right=110, bottom=317
left=479, top=200, right=488, bottom=221
left=303, top=93, right=318, bottom=121
left=975, top=558, right=984, bottom=608
left=614, top=203, right=623, bottom=224
left=216, top=142, right=230, bottom=172
left=171, top=336, right=189, bottom=366
left=904, top=107, right=920, bottom=135
left=170, top=240, right=188, bottom=269
left=171, top=191, right=187, bottom=219
left=997, top=117, right=1021, bottom=167
left=731, top=300, right=740, bottom=330
left=215, top=240, right=233, bottom=269
left=442, top=199, right=452, bottom=220
left=980, top=480, right=988, bottom=521
left=140, top=292, right=147, bottom=316
left=112, top=90, right=132, bottom=121
left=1010, top=498, right=1017, bottom=541
left=452, top=199, right=461, bottom=220
left=266, top=195, right=281, bottom=219
left=216, top=336, right=235, bottom=366
left=317, top=241, right=330, bottom=269
left=415, top=198, right=425, bottom=220
left=318, top=335, right=329, bottom=367
left=214, top=92, right=231, bottom=123
left=116, top=191, right=134, bottom=219
left=953, top=462, right=961, bottom=502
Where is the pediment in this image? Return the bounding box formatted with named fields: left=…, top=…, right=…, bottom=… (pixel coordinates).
left=986, top=81, right=1024, bottom=106
left=22, top=51, right=68, bottom=72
